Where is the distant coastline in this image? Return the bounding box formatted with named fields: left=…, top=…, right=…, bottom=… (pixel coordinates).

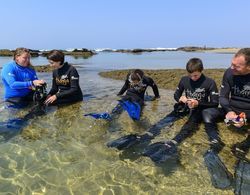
left=0, top=47, right=239, bottom=57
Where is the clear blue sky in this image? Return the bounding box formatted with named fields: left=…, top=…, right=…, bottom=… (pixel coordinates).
left=0, top=0, right=249, bottom=49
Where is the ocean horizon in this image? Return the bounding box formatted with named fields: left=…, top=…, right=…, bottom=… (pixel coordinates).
left=0, top=50, right=234, bottom=70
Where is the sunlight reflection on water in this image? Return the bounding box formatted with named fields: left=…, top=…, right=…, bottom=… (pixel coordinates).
left=0, top=60, right=241, bottom=194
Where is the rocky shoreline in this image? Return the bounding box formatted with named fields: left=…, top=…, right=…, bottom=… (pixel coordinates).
left=0, top=48, right=96, bottom=58
left=99, top=47, right=239, bottom=54
left=99, top=69, right=225, bottom=90
left=0, top=47, right=239, bottom=57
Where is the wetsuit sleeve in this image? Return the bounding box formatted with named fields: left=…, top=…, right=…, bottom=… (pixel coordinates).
left=48, top=72, right=58, bottom=95
left=117, top=74, right=130, bottom=95
left=198, top=80, right=219, bottom=109
left=56, top=68, right=80, bottom=99
left=219, top=71, right=232, bottom=112
left=174, top=78, right=185, bottom=102
left=147, top=77, right=160, bottom=98
left=2, top=65, right=33, bottom=89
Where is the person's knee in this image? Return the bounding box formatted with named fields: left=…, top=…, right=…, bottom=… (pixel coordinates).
left=202, top=108, right=217, bottom=123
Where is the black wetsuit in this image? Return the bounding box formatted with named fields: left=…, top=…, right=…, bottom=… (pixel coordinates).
left=203, top=68, right=250, bottom=150
left=117, top=74, right=159, bottom=106
left=172, top=74, right=219, bottom=144
left=48, top=62, right=83, bottom=105
left=112, top=74, right=160, bottom=117
left=220, top=68, right=250, bottom=117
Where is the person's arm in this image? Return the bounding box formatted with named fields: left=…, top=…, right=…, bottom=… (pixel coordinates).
left=198, top=80, right=219, bottom=109
left=56, top=68, right=80, bottom=99
left=147, top=77, right=160, bottom=98
left=48, top=72, right=58, bottom=95
left=2, top=65, right=33, bottom=89
left=117, top=74, right=130, bottom=96
left=219, top=71, right=233, bottom=113
left=174, top=78, right=185, bottom=102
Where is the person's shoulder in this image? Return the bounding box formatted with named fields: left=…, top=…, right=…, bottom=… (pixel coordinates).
left=143, top=75, right=153, bottom=80
left=205, top=76, right=217, bottom=87
left=223, top=68, right=233, bottom=79
left=66, top=63, right=77, bottom=71
left=2, top=61, right=16, bottom=71
left=180, top=75, right=189, bottom=82
left=203, top=74, right=215, bottom=82
left=224, top=68, right=232, bottom=75
left=143, top=76, right=155, bottom=84
left=70, top=65, right=80, bottom=74
left=3, top=61, right=15, bottom=68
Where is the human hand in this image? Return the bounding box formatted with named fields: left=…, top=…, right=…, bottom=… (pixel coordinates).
left=179, top=96, right=188, bottom=103
left=33, top=79, right=45, bottom=87
left=44, top=95, right=57, bottom=105
left=186, top=99, right=198, bottom=109
left=234, top=113, right=246, bottom=128
left=225, top=112, right=246, bottom=128
left=233, top=119, right=245, bottom=128
left=225, top=111, right=237, bottom=120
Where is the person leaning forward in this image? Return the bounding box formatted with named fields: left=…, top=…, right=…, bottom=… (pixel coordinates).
left=45, top=50, right=83, bottom=105
left=1, top=47, right=45, bottom=107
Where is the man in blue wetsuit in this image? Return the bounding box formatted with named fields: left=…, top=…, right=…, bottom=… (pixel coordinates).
left=1, top=47, right=45, bottom=106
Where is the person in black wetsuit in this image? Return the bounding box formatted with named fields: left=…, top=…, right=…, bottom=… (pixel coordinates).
left=164, top=58, right=219, bottom=149
left=203, top=48, right=250, bottom=156
left=111, top=69, right=160, bottom=119
left=44, top=50, right=83, bottom=105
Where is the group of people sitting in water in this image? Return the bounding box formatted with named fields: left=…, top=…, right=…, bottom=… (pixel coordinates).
left=1, top=48, right=83, bottom=107
left=1, top=47, right=250, bottom=192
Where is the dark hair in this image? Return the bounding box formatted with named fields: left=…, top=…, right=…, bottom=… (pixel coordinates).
left=129, top=69, right=144, bottom=82
left=47, top=50, right=65, bottom=65
left=130, top=72, right=141, bottom=81
left=235, top=48, right=250, bottom=66
left=186, top=58, right=204, bottom=73
left=133, top=69, right=144, bottom=78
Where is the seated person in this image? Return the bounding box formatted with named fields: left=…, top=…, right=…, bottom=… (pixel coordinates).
left=203, top=48, right=250, bottom=157
left=85, top=69, right=160, bottom=121
left=1, top=47, right=45, bottom=107
left=45, top=50, right=83, bottom=105
left=117, top=69, right=160, bottom=101
left=113, top=69, right=160, bottom=118
left=143, top=57, right=220, bottom=163
left=169, top=57, right=220, bottom=147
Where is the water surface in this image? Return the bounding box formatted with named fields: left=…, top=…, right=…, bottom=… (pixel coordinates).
left=0, top=52, right=241, bottom=194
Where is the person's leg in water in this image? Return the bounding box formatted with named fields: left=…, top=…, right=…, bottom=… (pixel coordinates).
left=6, top=91, right=34, bottom=109
left=232, top=130, right=250, bottom=159
left=107, top=102, right=188, bottom=150
left=143, top=108, right=201, bottom=164
left=110, top=103, right=124, bottom=120
left=172, top=108, right=202, bottom=145
left=202, top=108, right=233, bottom=189
left=202, top=107, right=225, bottom=153
left=156, top=109, right=201, bottom=159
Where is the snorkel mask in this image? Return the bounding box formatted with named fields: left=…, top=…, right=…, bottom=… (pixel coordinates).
left=129, top=72, right=143, bottom=87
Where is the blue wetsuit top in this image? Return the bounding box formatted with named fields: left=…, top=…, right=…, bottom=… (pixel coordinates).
left=1, top=61, right=38, bottom=99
